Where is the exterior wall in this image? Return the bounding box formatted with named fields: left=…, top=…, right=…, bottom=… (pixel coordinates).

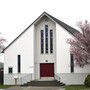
left=34, top=16, right=56, bottom=79
left=56, top=24, right=90, bottom=73
left=57, top=73, right=88, bottom=85
left=4, top=25, right=34, bottom=85
left=56, top=24, right=90, bottom=85
left=4, top=73, right=33, bottom=85
left=56, top=24, right=72, bottom=73
left=74, top=65, right=90, bottom=73
left=4, top=14, right=90, bottom=85
left=34, top=63, right=40, bottom=80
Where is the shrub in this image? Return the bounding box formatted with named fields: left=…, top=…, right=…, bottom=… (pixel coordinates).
left=84, top=75, right=90, bottom=87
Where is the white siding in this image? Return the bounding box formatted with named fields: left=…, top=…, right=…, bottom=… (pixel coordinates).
left=4, top=14, right=90, bottom=85
left=34, top=16, right=56, bottom=79
left=57, top=73, right=88, bottom=85
left=74, top=65, right=90, bottom=73
left=56, top=23, right=90, bottom=85
left=4, top=74, right=32, bottom=85
left=4, top=25, right=34, bottom=84
left=34, top=63, right=40, bottom=80
left=56, top=24, right=90, bottom=74
left=34, top=16, right=56, bottom=63
left=56, top=24, right=72, bottom=73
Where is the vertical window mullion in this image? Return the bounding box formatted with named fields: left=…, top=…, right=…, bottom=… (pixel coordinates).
left=45, top=25, right=48, bottom=53
left=41, top=30, right=44, bottom=54
left=50, top=30, right=53, bottom=53
left=18, top=55, right=21, bottom=73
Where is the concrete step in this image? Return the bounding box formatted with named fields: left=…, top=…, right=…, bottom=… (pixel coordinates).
left=22, top=80, right=65, bottom=86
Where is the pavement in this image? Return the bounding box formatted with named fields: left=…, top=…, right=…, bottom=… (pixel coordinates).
left=5, top=86, right=65, bottom=90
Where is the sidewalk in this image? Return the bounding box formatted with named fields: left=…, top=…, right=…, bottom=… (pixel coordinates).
left=6, top=86, right=65, bottom=90
left=6, top=86, right=27, bottom=90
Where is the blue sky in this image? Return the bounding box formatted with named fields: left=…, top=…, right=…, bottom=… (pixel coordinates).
left=0, top=0, right=90, bottom=45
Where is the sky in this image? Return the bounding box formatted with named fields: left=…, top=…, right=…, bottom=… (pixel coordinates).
left=0, top=0, right=90, bottom=46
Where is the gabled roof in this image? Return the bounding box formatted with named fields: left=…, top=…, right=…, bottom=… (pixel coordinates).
left=2, top=12, right=79, bottom=53
left=45, top=12, right=79, bottom=34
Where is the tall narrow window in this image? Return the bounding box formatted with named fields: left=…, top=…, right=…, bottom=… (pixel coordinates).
left=45, top=25, right=48, bottom=53
left=41, top=30, right=44, bottom=53
left=50, top=30, right=53, bottom=53
left=70, top=54, right=74, bottom=73
left=18, top=55, right=21, bottom=73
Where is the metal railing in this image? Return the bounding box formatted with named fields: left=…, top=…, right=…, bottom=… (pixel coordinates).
left=20, top=74, right=32, bottom=85
left=54, top=74, right=61, bottom=82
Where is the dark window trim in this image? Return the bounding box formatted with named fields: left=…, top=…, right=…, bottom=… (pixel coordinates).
left=50, top=29, right=53, bottom=54
left=70, top=54, right=74, bottom=73
left=18, top=55, right=21, bottom=73
left=45, top=25, right=48, bottom=54
left=8, top=67, right=13, bottom=74
left=41, top=30, right=44, bottom=54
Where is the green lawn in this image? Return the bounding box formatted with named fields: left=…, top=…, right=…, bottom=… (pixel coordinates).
left=0, top=85, right=12, bottom=89
left=65, top=85, right=90, bottom=90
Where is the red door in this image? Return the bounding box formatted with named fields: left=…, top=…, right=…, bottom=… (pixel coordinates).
left=40, top=63, right=54, bottom=77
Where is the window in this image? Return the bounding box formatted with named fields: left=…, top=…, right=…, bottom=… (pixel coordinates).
left=70, top=54, right=74, bottom=73
left=45, top=25, right=48, bottom=53
left=40, top=25, right=54, bottom=54
left=41, top=30, right=44, bottom=53
left=8, top=67, right=13, bottom=74
left=50, top=30, right=53, bottom=53
left=18, top=55, right=21, bottom=73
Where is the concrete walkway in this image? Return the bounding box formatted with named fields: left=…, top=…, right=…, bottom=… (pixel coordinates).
left=5, top=86, right=65, bottom=90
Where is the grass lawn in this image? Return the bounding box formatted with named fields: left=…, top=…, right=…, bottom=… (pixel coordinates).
left=65, top=85, right=90, bottom=90
left=0, top=85, right=12, bottom=89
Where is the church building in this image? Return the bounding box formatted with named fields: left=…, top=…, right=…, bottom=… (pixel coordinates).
left=2, top=12, right=90, bottom=85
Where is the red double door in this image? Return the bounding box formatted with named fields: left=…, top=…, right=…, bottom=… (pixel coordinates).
left=40, top=63, right=54, bottom=77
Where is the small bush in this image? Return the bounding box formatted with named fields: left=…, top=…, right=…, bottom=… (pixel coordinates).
left=84, top=74, right=90, bottom=87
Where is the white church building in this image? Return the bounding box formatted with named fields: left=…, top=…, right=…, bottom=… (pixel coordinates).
left=2, top=12, right=90, bottom=85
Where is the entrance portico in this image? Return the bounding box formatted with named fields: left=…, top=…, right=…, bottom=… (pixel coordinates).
left=34, top=15, right=56, bottom=80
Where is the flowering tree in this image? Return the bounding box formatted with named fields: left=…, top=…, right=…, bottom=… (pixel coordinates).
left=0, top=33, right=6, bottom=52
left=67, top=20, right=90, bottom=67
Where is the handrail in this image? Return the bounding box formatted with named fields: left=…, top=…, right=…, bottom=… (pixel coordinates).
left=20, top=74, right=32, bottom=85
left=54, top=74, right=61, bottom=82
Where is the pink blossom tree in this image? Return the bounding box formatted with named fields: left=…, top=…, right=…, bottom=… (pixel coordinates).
left=67, top=20, right=90, bottom=67
left=0, top=33, right=6, bottom=52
